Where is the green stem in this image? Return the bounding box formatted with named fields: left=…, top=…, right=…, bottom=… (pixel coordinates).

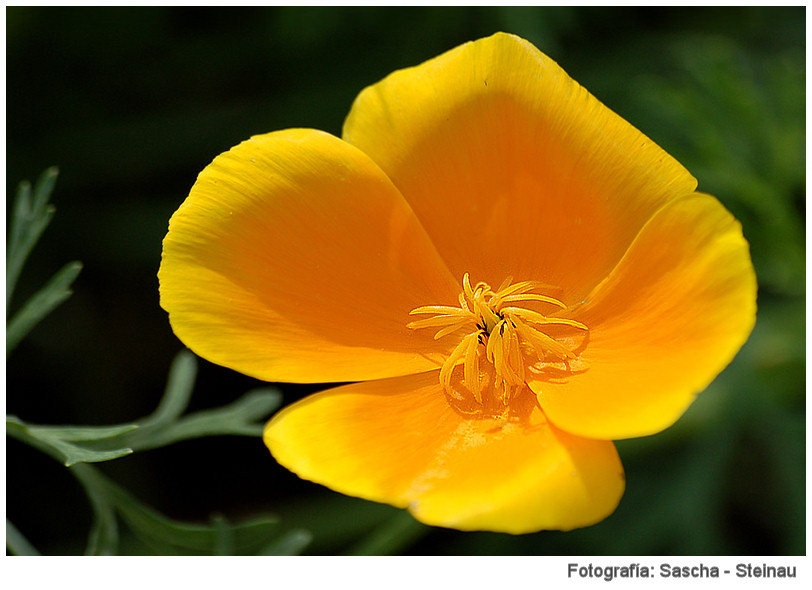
left=6, top=519, right=41, bottom=556
left=344, top=510, right=429, bottom=556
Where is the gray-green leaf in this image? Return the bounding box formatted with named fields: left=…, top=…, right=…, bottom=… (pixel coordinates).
left=6, top=261, right=82, bottom=355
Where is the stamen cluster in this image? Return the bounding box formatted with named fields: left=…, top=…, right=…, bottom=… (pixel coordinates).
left=408, top=274, right=587, bottom=407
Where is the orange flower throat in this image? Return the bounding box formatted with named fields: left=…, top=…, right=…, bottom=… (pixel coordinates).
left=408, top=274, right=588, bottom=411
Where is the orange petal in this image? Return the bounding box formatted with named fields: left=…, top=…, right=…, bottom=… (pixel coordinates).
left=264, top=371, right=625, bottom=533
left=533, top=193, right=757, bottom=440
left=343, top=32, right=698, bottom=302
left=159, top=129, right=459, bottom=383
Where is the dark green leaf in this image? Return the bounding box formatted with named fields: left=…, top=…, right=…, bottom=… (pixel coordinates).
left=29, top=423, right=139, bottom=442
left=210, top=514, right=234, bottom=556
left=83, top=482, right=120, bottom=556
left=6, top=261, right=82, bottom=354
left=6, top=519, right=41, bottom=556
left=141, top=350, right=197, bottom=427
left=259, top=529, right=313, bottom=556
left=70, top=463, right=284, bottom=555
left=344, top=510, right=428, bottom=556
left=43, top=438, right=133, bottom=467
left=6, top=366, right=277, bottom=466
left=6, top=167, right=59, bottom=305
left=71, top=463, right=219, bottom=552
left=6, top=415, right=134, bottom=467
left=122, top=388, right=282, bottom=451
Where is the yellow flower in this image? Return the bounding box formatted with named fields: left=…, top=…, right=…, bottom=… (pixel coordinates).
left=158, top=33, right=757, bottom=534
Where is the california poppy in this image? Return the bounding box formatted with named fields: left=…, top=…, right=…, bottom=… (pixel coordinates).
left=159, top=33, right=756, bottom=533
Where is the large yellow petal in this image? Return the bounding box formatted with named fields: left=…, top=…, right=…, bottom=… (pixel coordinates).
left=343, top=32, right=698, bottom=303
left=532, top=193, right=757, bottom=440
left=159, top=129, right=460, bottom=383
left=264, top=371, right=625, bottom=534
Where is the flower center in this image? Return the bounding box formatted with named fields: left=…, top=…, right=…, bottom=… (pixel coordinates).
left=408, top=273, right=587, bottom=413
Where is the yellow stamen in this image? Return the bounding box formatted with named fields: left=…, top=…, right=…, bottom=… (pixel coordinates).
left=408, top=274, right=588, bottom=409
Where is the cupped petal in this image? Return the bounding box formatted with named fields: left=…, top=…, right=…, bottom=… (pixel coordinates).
left=264, top=371, right=625, bottom=534
left=159, top=129, right=460, bottom=383
left=343, top=32, right=698, bottom=302
left=532, top=193, right=757, bottom=440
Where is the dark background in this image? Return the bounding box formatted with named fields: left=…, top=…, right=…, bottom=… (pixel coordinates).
left=6, top=6, right=805, bottom=555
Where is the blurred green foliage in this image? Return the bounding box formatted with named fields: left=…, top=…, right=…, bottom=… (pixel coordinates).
left=6, top=171, right=307, bottom=554
left=6, top=6, right=804, bottom=555
left=6, top=168, right=83, bottom=354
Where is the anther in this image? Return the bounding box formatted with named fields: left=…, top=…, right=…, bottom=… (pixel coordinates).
left=408, top=274, right=587, bottom=408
